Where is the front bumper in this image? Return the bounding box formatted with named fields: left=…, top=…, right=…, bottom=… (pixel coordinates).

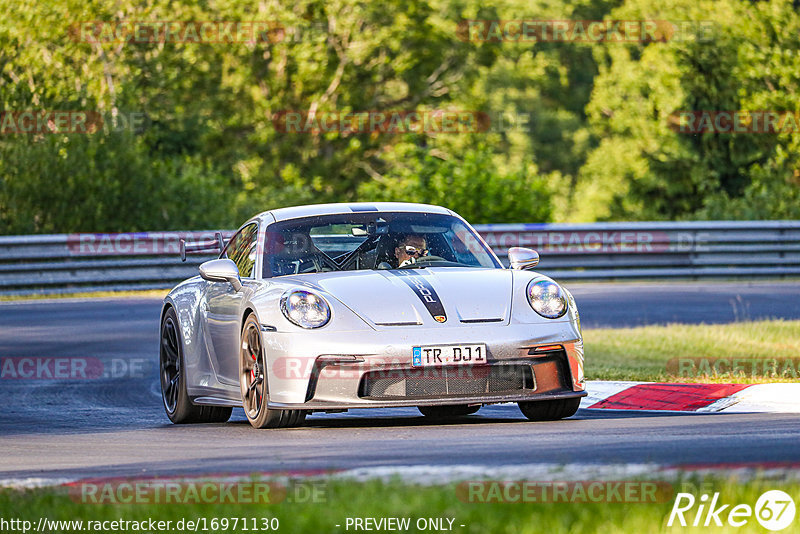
left=263, top=320, right=585, bottom=409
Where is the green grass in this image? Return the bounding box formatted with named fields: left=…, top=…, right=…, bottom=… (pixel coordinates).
left=0, top=476, right=797, bottom=533
left=585, top=320, right=800, bottom=383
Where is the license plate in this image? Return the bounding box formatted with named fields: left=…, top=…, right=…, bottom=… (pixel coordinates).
left=411, top=344, right=487, bottom=367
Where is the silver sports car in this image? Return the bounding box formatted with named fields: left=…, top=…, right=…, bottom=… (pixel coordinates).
left=160, top=202, right=585, bottom=428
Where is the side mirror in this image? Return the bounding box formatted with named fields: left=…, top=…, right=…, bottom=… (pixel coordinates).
left=508, top=247, right=539, bottom=270
left=199, top=258, right=243, bottom=291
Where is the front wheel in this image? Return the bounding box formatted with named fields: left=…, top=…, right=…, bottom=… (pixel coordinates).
left=518, top=397, right=581, bottom=421
left=418, top=405, right=480, bottom=419
left=160, top=307, right=232, bottom=424
left=239, top=314, right=306, bottom=429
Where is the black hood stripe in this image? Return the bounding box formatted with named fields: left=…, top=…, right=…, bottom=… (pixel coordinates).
left=390, top=270, right=447, bottom=322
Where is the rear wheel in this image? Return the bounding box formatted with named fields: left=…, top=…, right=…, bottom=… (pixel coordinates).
left=518, top=397, right=581, bottom=421
left=240, top=314, right=306, bottom=429
left=160, top=307, right=232, bottom=424
left=418, top=405, right=480, bottom=419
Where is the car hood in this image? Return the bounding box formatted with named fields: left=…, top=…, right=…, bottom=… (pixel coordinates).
left=281, top=268, right=512, bottom=327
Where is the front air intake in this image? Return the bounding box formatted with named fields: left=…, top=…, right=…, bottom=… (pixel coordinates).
left=358, top=364, right=534, bottom=399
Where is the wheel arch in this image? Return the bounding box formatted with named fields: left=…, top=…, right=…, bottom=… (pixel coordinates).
left=242, top=305, right=258, bottom=328
left=160, top=300, right=175, bottom=325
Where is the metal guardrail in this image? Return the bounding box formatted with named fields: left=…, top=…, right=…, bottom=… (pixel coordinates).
left=0, top=221, right=798, bottom=295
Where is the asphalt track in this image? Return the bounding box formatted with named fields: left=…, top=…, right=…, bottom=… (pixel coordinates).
left=0, top=282, right=799, bottom=482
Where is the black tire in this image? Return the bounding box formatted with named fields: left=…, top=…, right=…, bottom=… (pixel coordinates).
left=160, top=307, right=232, bottom=424
left=418, top=404, right=481, bottom=419
left=518, top=397, right=581, bottom=421
left=239, top=314, right=306, bottom=429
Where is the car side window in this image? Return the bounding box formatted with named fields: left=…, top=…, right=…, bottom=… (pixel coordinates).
left=223, top=223, right=259, bottom=278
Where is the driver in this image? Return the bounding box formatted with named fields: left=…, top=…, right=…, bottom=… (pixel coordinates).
left=394, top=234, right=429, bottom=267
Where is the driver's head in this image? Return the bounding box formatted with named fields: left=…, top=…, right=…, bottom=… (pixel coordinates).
left=395, top=234, right=428, bottom=265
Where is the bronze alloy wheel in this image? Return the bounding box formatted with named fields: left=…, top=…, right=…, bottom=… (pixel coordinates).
left=239, top=314, right=306, bottom=428
left=240, top=316, right=267, bottom=420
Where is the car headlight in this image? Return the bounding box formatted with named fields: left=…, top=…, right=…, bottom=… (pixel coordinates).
left=281, top=290, right=331, bottom=329
left=527, top=279, right=568, bottom=319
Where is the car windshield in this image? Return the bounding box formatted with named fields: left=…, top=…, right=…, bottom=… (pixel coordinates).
left=262, top=212, right=501, bottom=278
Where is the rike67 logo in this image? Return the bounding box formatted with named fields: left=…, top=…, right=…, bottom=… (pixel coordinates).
left=668, top=490, right=796, bottom=531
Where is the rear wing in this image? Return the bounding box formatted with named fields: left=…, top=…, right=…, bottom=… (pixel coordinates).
left=180, top=232, right=226, bottom=262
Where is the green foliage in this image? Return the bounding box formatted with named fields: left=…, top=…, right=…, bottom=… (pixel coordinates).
left=0, top=132, right=231, bottom=233
left=1, top=0, right=560, bottom=232
left=1, top=0, right=798, bottom=233
left=573, top=0, right=800, bottom=221
left=358, top=141, right=551, bottom=223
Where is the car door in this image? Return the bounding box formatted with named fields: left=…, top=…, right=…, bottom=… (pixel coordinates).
left=205, top=222, right=259, bottom=385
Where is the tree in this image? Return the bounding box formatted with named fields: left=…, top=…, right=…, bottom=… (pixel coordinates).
left=358, top=140, right=551, bottom=223
left=572, top=0, right=800, bottom=221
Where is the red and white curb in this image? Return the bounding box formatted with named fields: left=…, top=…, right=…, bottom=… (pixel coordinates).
left=584, top=381, right=800, bottom=413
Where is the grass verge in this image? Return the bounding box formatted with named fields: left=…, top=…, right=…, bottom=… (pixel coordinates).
left=584, top=320, right=800, bottom=383
left=0, top=476, right=796, bottom=533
